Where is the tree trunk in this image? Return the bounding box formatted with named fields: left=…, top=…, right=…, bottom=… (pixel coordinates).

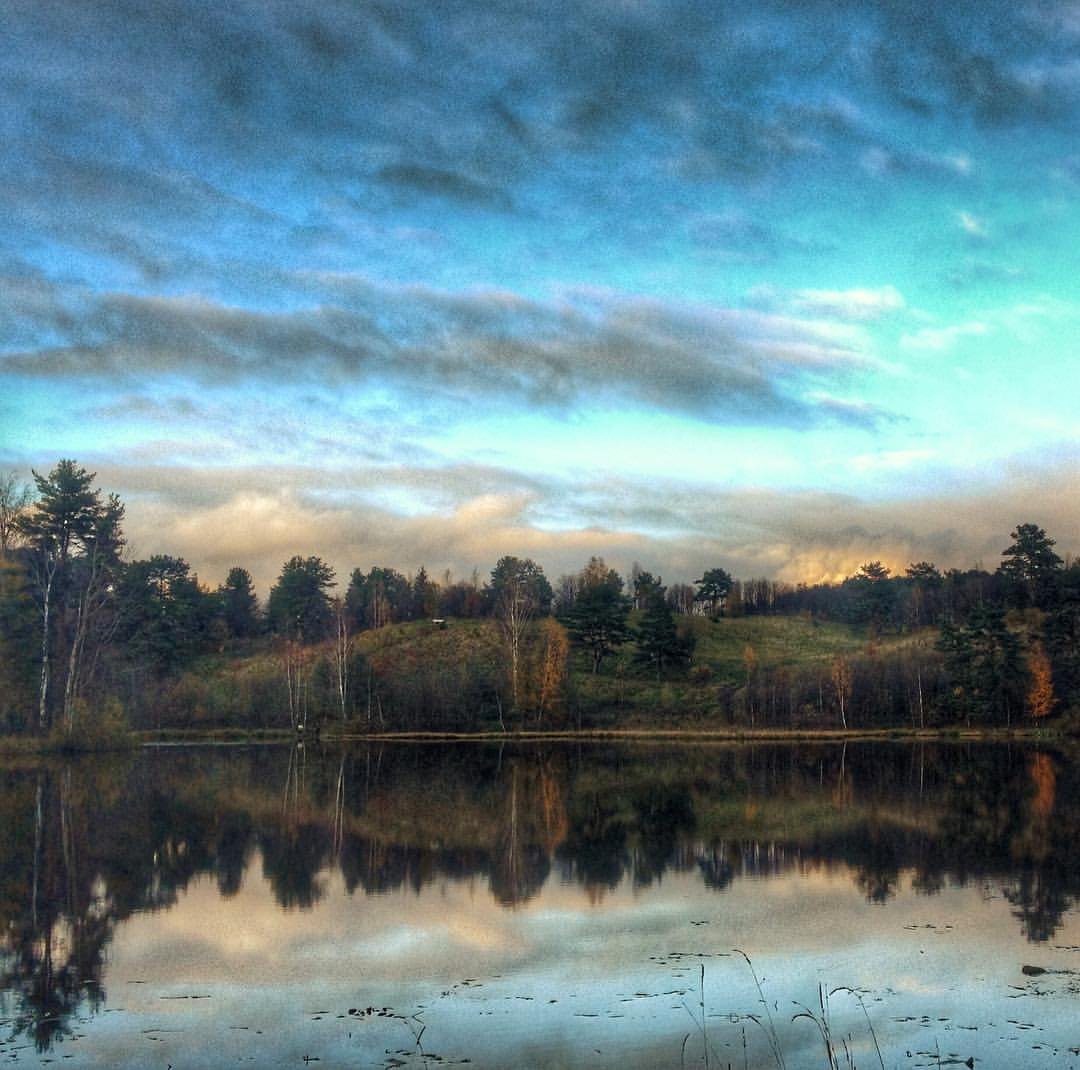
left=63, top=590, right=87, bottom=733
left=36, top=563, right=55, bottom=732
left=334, top=602, right=350, bottom=721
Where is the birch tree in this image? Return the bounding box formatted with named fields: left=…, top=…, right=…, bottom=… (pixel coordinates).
left=16, top=461, right=124, bottom=733
left=489, top=556, right=552, bottom=713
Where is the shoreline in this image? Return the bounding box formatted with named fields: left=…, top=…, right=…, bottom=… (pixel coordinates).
left=0, top=723, right=1070, bottom=756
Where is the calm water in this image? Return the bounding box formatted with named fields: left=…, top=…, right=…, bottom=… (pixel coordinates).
left=0, top=741, right=1078, bottom=1068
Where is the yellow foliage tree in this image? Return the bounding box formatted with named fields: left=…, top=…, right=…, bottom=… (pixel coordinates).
left=534, top=617, right=570, bottom=725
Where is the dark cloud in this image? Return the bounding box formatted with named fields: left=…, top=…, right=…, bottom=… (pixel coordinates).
left=871, top=5, right=1046, bottom=120
left=809, top=395, right=903, bottom=431
left=4, top=1, right=1076, bottom=290
left=376, top=164, right=512, bottom=208
left=2, top=276, right=888, bottom=430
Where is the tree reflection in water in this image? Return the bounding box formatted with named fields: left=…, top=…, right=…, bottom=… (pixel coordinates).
left=1, top=740, right=1078, bottom=1051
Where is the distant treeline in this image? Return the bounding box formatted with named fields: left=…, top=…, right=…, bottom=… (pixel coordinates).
left=1, top=461, right=1078, bottom=737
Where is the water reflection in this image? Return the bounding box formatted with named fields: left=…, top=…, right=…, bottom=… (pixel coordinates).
left=1, top=740, right=1078, bottom=1054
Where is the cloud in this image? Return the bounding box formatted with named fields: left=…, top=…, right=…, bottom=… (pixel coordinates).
left=870, top=4, right=1072, bottom=124
left=787, top=286, right=906, bottom=321
left=804, top=393, right=901, bottom=431
left=9, top=430, right=1080, bottom=597
left=376, top=164, right=512, bottom=209
left=958, top=210, right=989, bottom=239
left=900, top=321, right=990, bottom=353
left=3, top=1, right=1075, bottom=287
left=2, top=278, right=888, bottom=430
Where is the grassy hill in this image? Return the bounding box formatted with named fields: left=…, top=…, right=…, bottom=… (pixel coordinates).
left=140, top=612, right=939, bottom=735
left=569, top=612, right=932, bottom=728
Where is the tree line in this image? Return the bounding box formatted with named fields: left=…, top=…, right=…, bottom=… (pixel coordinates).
left=0, top=460, right=1077, bottom=737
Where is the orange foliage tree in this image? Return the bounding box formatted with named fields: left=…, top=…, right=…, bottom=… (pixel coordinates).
left=1026, top=640, right=1055, bottom=720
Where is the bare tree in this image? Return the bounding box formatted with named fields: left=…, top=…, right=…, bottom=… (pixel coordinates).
left=0, top=472, right=33, bottom=555
left=490, top=557, right=552, bottom=715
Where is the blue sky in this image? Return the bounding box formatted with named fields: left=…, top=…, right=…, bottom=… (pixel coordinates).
left=3, top=0, right=1080, bottom=593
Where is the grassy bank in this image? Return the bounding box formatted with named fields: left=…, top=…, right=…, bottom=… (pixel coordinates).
left=12, top=611, right=1074, bottom=744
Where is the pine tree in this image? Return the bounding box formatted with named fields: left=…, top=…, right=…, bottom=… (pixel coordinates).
left=999, top=523, right=1063, bottom=608
left=219, top=567, right=260, bottom=639
left=634, top=590, right=693, bottom=679
left=268, top=556, right=336, bottom=643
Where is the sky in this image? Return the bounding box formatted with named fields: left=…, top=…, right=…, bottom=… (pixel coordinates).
left=3, top=0, right=1080, bottom=595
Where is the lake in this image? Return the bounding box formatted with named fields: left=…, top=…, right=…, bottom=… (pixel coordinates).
left=1, top=740, right=1077, bottom=1068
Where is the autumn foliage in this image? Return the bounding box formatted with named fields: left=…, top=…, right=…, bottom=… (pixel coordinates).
left=1026, top=640, right=1055, bottom=720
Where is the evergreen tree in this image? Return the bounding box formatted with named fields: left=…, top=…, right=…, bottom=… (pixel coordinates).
left=847, top=561, right=898, bottom=635
left=218, top=567, right=260, bottom=640
left=268, top=556, right=336, bottom=642
left=634, top=589, right=694, bottom=679
left=631, top=568, right=662, bottom=610
left=937, top=606, right=1025, bottom=726
left=116, top=556, right=215, bottom=673
left=998, top=523, right=1063, bottom=608
left=561, top=564, right=631, bottom=674
left=410, top=566, right=439, bottom=620
left=694, top=567, right=733, bottom=618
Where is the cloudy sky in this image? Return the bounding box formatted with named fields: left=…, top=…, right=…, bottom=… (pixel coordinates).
left=4, top=0, right=1080, bottom=594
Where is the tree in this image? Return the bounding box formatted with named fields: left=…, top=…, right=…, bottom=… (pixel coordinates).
left=998, top=523, right=1063, bottom=608
left=1026, top=640, right=1055, bottom=721
left=666, top=583, right=696, bottom=616
left=346, top=566, right=410, bottom=630
left=0, top=472, right=33, bottom=555
left=437, top=572, right=485, bottom=619
left=937, top=607, right=1025, bottom=726
left=1044, top=563, right=1080, bottom=710
left=632, top=568, right=663, bottom=610
left=905, top=561, right=943, bottom=628
left=847, top=561, right=897, bottom=635
left=16, top=461, right=125, bottom=732
left=331, top=596, right=352, bottom=722
left=694, top=567, right=733, bottom=618
left=831, top=655, right=853, bottom=729
left=218, top=567, right=260, bottom=640
left=410, top=566, right=439, bottom=621
left=0, top=555, right=37, bottom=731
left=634, top=588, right=694, bottom=679
left=488, top=556, right=552, bottom=712
left=115, top=555, right=213, bottom=674
left=533, top=617, right=570, bottom=724
left=560, top=561, right=631, bottom=674
left=268, top=556, right=335, bottom=643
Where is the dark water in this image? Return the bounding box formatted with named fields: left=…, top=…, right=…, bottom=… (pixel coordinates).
left=1, top=741, right=1078, bottom=1068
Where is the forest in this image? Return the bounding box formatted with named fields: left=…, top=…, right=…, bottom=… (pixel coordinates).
left=1, top=460, right=1078, bottom=742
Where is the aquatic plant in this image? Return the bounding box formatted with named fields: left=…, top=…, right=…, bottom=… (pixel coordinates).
left=680, top=953, right=886, bottom=1070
